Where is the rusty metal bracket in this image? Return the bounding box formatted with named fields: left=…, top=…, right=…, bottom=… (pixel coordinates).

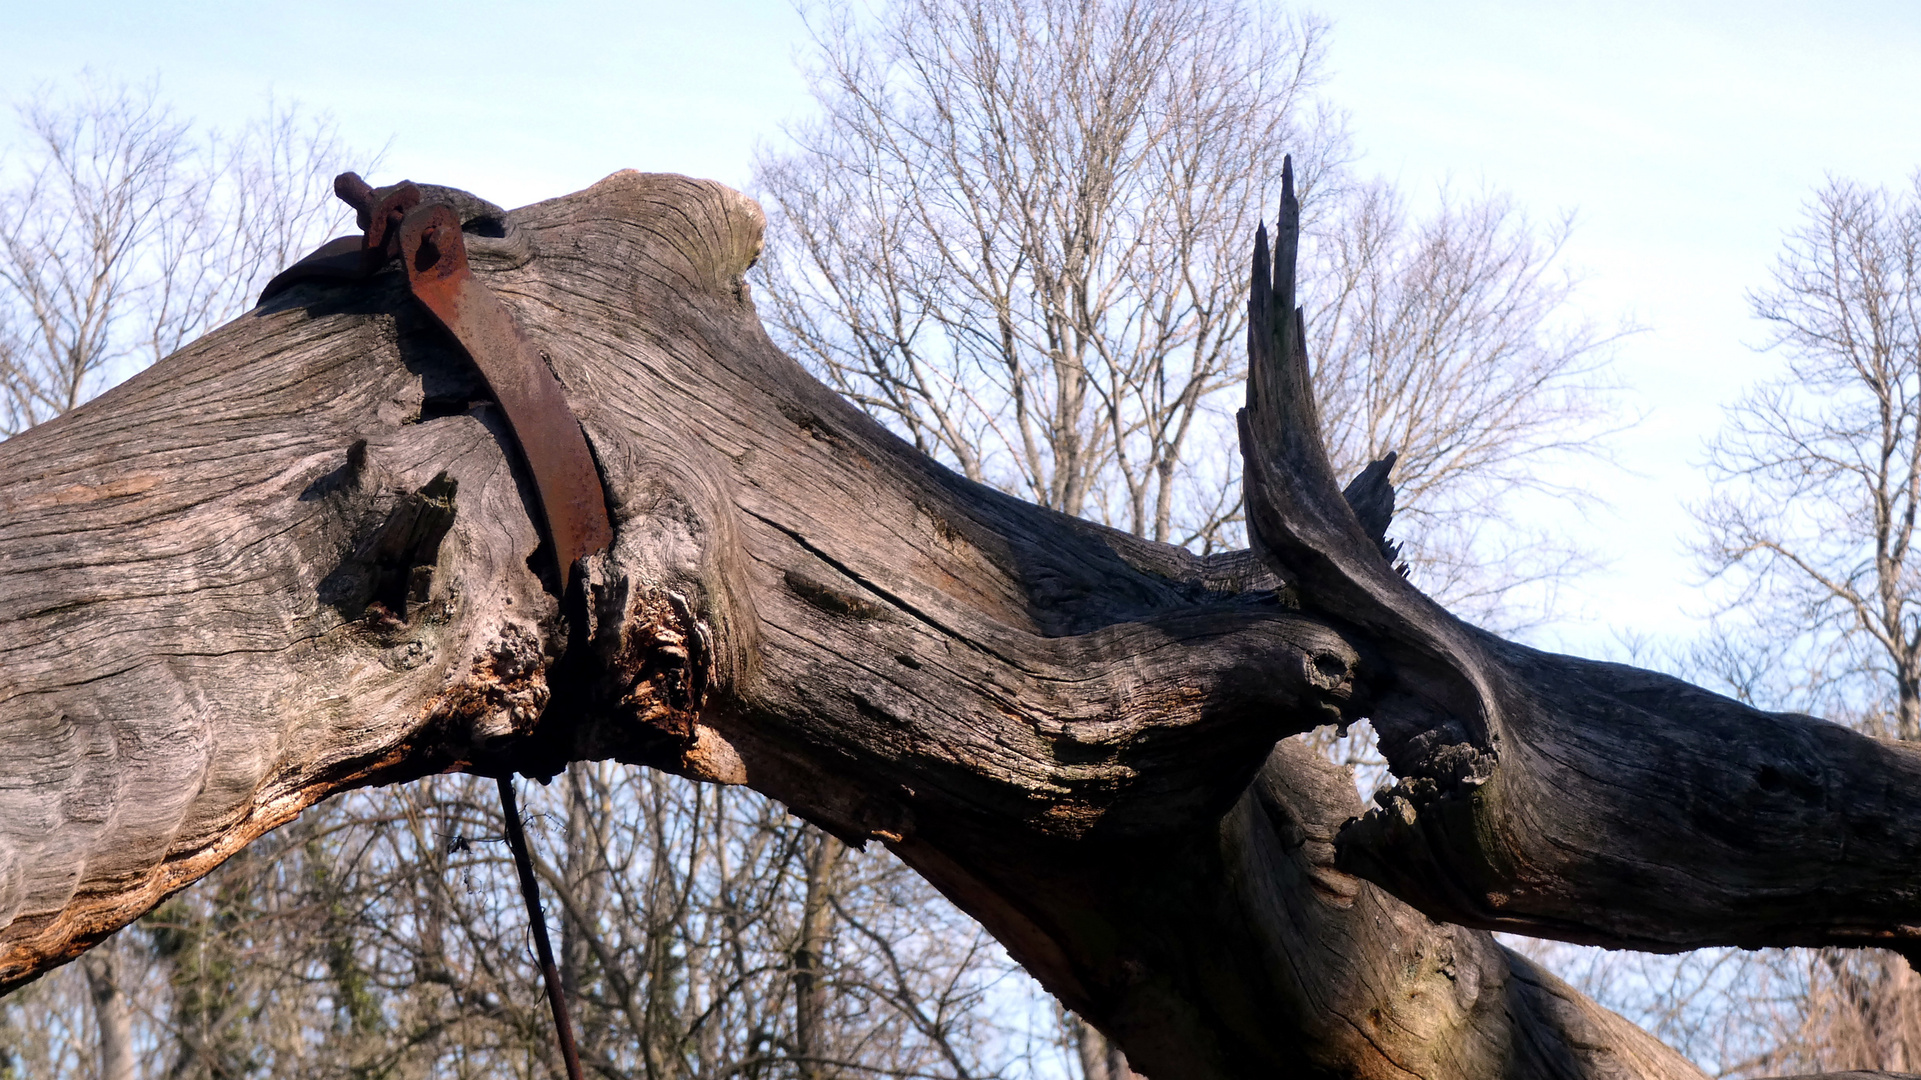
left=262, top=173, right=613, bottom=591
left=393, top=202, right=613, bottom=584
left=264, top=174, right=608, bottom=1080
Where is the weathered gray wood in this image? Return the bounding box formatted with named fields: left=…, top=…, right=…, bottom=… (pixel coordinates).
left=1241, top=166, right=1921, bottom=964
left=0, top=169, right=1909, bottom=1077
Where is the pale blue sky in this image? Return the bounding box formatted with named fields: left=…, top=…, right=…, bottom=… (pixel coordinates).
left=1319, top=1, right=1921, bottom=653
left=5, top=0, right=1919, bottom=653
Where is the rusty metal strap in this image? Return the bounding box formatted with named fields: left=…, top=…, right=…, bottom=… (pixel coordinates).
left=264, top=174, right=603, bottom=1080
left=264, top=172, right=613, bottom=590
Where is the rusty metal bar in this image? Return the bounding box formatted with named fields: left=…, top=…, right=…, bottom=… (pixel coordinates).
left=395, top=202, right=613, bottom=586
left=497, top=776, right=586, bottom=1080
left=262, top=172, right=610, bottom=1080
left=259, top=176, right=613, bottom=590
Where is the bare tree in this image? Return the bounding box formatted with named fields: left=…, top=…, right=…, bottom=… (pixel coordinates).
left=754, top=0, right=1346, bottom=550
left=76, top=942, right=132, bottom=1080
left=1698, top=174, right=1921, bottom=740
left=0, top=80, right=192, bottom=432
left=1068, top=1014, right=1141, bottom=1080
left=0, top=763, right=1051, bottom=1080
left=755, top=0, right=1625, bottom=625
left=0, top=78, right=357, bottom=436
left=1305, top=180, right=1626, bottom=625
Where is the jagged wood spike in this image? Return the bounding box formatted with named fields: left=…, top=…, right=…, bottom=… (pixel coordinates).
left=1246, top=220, right=1271, bottom=418
left=1274, top=154, right=1299, bottom=373
left=1237, top=153, right=1494, bottom=760
left=1341, top=451, right=1399, bottom=563
left=1243, top=156, right=1308, bottom=454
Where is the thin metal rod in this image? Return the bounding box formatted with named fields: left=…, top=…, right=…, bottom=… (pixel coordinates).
left=497, top=775, right=586, bottom=1080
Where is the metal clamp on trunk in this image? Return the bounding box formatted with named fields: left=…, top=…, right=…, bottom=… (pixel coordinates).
left=263, top=172, right=614, bottom=592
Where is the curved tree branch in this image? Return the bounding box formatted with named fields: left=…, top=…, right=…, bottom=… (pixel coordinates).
left=0, top=169, right=1908, bottom=1078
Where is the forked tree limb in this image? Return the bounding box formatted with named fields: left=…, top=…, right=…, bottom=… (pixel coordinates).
left=1243, top=159, right=1921, bottom=965
left=0, top=169, right=1909, bottom=1078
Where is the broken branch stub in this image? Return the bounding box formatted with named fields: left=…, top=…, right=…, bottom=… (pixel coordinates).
left=1239, top=154, right=1498, bottom=800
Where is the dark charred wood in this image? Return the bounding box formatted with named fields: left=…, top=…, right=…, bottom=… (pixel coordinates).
left=1340, top=452, right=1402, bottom=568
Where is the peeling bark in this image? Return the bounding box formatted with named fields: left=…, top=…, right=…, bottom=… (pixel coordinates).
left=0, top=168, right=1912, bottom=1078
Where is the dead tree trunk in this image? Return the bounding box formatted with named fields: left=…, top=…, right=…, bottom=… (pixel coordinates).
left=794, top=829, right=844, bottom=1079
left=79, top=938, right=133, bottom=1080
left=1, top=169, right=1917, bottom=1078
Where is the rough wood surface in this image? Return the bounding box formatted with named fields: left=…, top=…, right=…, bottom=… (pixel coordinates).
left=0, top=169, right=1910, bottom=1078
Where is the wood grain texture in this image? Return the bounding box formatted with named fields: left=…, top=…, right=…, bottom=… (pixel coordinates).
left=0, top=169, right=1907, bottom=1078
